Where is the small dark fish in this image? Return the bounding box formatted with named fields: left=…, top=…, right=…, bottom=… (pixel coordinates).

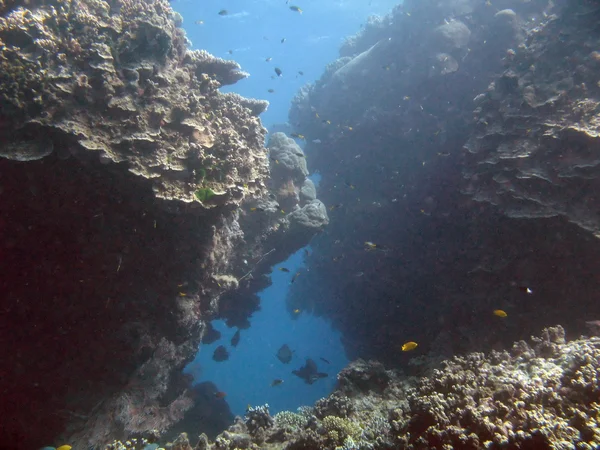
left=279, top=267, right=290, bottom=273
left=214, top=391, right=227, bottom=399
left=231, top=329, right=241, bottom=347
left=265, top=57, right=272, bottom=62
left=320, top=357, right=330, bottom=364
left=295, top=152, right=305, bottom=157
left=289, top=5, right=302, bottom=13
left=290, top=272, right=301, bottom=283
left=228, top=50, right=233, bottom=54
left=218, top=9, right=228, bottom=15
left=290, top=132, right=305, bottom=139
left=304, top=249, right=310, bottom=257
left=344, top=181, right=355, bottom=189
left=276, top=344, right=293, bottom=364
left=281, top=38, right=286, bottom=43
left=329, top=204, right=342, bottom=211
left=437, top=151, right=451, bottom=157
left=268, top=89, right=275, bottom=93
left=292, top=358, right=328, bottom=385
left=271, top=379, right=284, bottom=387
left=274, top=67, right=282, bottom=76
left=298, top=71, right=304, bottom=75
left=213, top=345, right=229, bottom=362
left=518, top=286, right=533, bottom=294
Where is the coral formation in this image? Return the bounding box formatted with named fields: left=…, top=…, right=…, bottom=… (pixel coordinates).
left=285, top=0, right=600, bottom=383
left=0, top=0, right=323, bottom=448
left=164, top=327, right=600, bottom=449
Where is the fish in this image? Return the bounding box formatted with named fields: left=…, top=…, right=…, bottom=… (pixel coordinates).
left=292, top=358, right=328, bottom=384
left=401, top=341, right=418, bottom=352
left=323, top=119, right=331, bottom=124
left=298, top=71, right=304, bottom=75
left=295, top=152, right=305, bottom=157
left=493, top=309, right=508, bottom=318
left=290, top=272, right=301, bottom=283
left=289, top=5, right=302, bottom=13
left=218, top=9, right=228, bottom=15
left=320, top=357, right=330, bottom=364
left=213, top=345, right=229, bottom=362
left=437, top=151, right=451, bottom=157
left=231, top=329, right=240, bottom=347
left=268, top=89, right=275, bottom=93
left=214, top=391, right=227, bottom=399
left=195, top=20, right=204, bottom=25
left=329, top=204, right=342, bottom=211
left=276, top=344, right=293, bottom=364
left=228, top=50, right=233, bottom=54
left=364, top=241, right=386, bottom=251
left=278, top=267, right=290, bottom=273
left=265, top=57, right=272, bottom=62
left=56, top=447, right=72, bottom=450
left=344, top=181, right=355, bottom=189
left=271, top=379, right=284, bottom=387
left=293, top=308, right=301, bottom=314
left=518, top=286, right=533, bottom=294
left=312, top=139, right=322, bottom=144
left=281, top=38, right=286, bottom=43
left=274, top=67, right=282, bottom=76
left=304, top=249, right=310, bottom=257
left=290, top=132, right=305, bottom=139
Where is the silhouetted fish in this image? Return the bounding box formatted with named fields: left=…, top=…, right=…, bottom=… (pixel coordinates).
left=320, top=357, right=330, bottom=364
left=292, top=358, right=328, bottom=384
left=213, top=345, right=229, bottom=362
left=276, top=344, right=293, bottom=364
left=231, top=329, right=240, bottom=347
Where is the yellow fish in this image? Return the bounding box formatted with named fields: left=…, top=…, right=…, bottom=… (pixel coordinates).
left=57, top=446, right=73, bottom=450
left=293, top=309, right=301, bottom=314
left=179, top=292, right=187, bottom=297
left=401, top=341, right=418, bottom=352
left=364, top=241, right=377, bottom=250
left=493, top=309, right=508, bottom=318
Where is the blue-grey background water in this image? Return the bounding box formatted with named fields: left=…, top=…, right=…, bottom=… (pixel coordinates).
left=171, top=0, right=399, bottom=417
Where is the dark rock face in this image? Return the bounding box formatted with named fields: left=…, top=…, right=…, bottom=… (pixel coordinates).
left=0, top=0, right=325, bottom=448
left=286, top=0, right=600, bottom=370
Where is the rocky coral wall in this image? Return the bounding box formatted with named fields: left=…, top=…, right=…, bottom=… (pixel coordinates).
left=0, top=0, right=324, bottom=448
left=286, top=0, right=600, bottom=369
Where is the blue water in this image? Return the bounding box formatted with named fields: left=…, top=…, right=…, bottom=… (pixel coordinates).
left=174, top=0, right=399, bottom=419
left=173, top=0, right=399, bottom=129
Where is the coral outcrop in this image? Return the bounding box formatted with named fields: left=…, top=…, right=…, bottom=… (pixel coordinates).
left=285, top=0, right=600, bottom=375
left=0, top=0, right=323, bottom=448
left=165, top=327, right=600, bottom=449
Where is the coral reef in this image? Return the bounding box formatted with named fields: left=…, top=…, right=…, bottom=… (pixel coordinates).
left=165, top=327, right=600, bottom=449
left=285, top=0, right=600, bottom=378
left=0, top=0, right=322, bottom=448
